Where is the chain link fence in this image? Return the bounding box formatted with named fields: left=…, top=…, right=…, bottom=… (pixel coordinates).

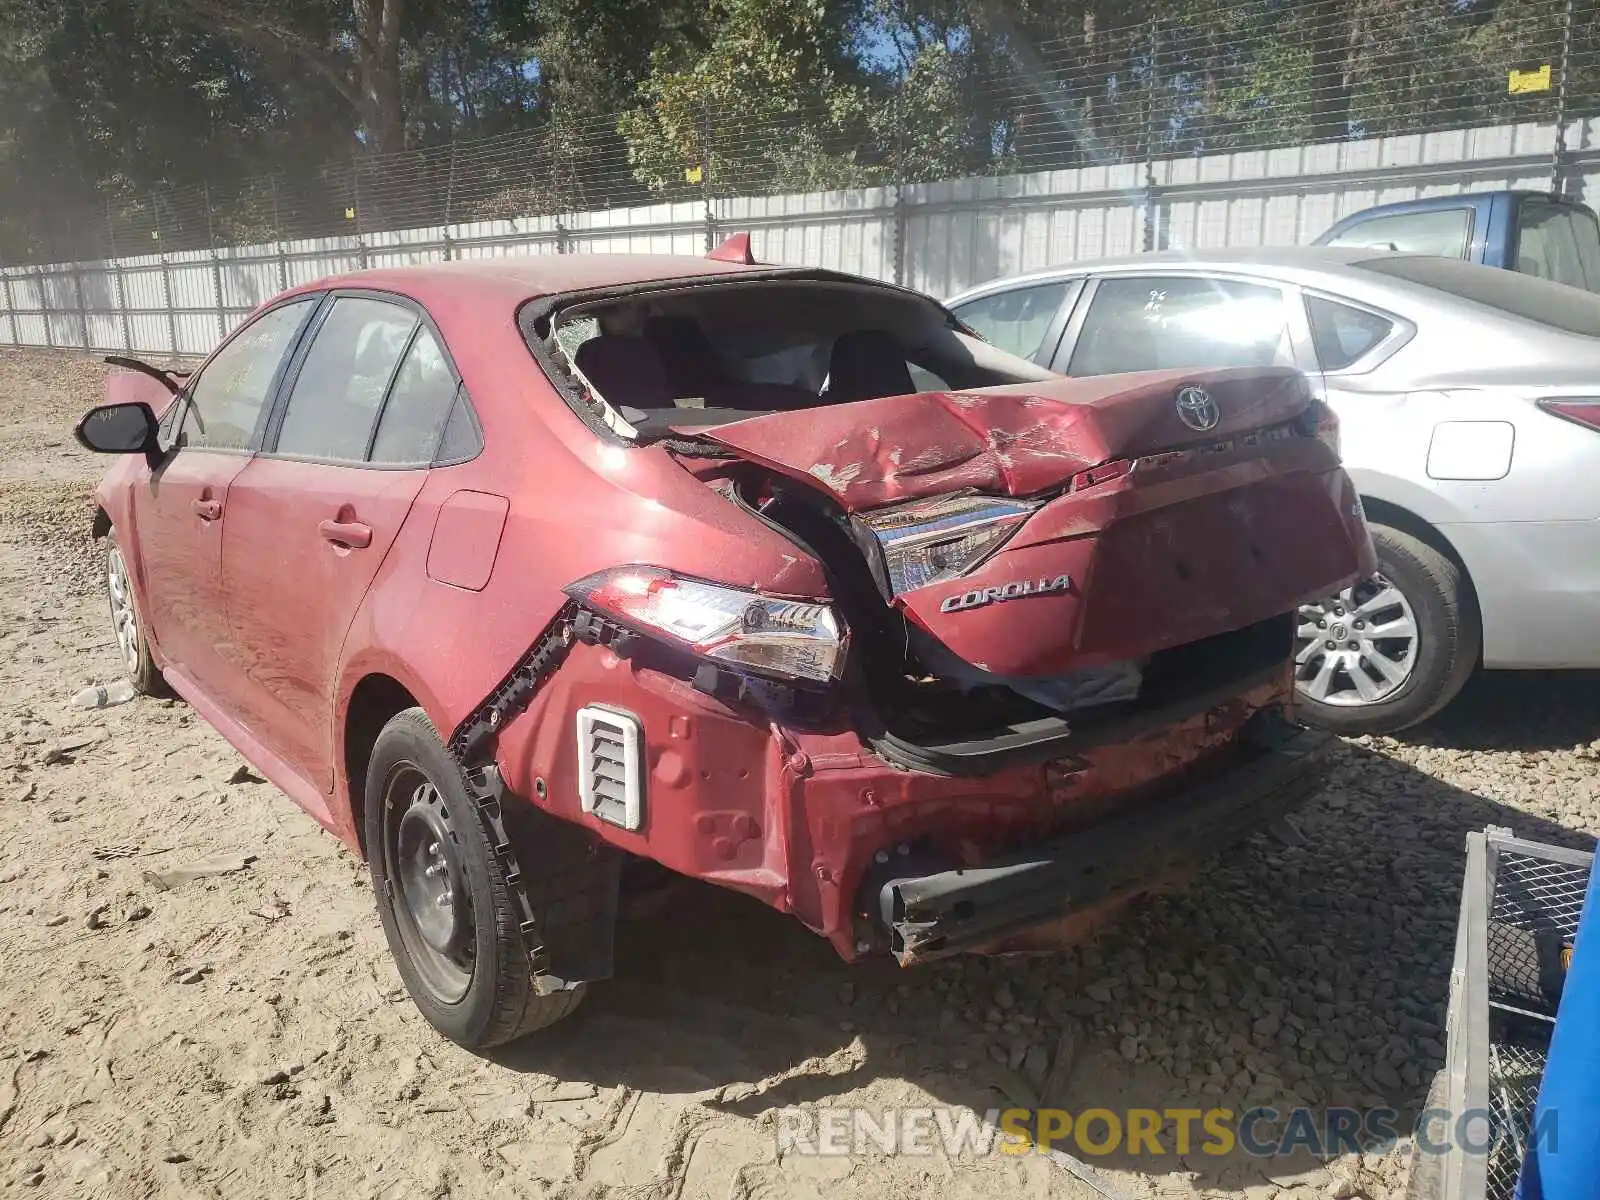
left=2, top=0, right=1597, bottom=268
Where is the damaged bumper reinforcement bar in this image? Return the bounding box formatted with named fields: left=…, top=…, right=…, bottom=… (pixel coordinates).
left=448, top=601, right=621, bottom=988
left=877, top=713, right=1333, bottom=964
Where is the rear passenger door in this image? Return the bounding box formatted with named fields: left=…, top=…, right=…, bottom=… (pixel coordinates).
left=950, top=278, right=1080, bottom=366
left=220, top=293, right=466, bottom=804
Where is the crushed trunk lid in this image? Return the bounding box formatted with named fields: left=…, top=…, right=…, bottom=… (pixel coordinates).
left=692, top=366, right=1372, bottom=681
left=692, top=367, right=1312, bottom=509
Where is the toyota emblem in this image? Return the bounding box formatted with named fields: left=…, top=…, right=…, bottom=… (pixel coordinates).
left=1175, top=385, right=1220, bottom=432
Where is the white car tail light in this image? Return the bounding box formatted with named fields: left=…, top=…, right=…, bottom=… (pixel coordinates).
left=565, top=566, right=847, bottom=683
left=856, top=494, right=1039, bottom=596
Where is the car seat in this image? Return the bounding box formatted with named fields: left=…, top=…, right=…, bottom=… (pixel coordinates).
left=827, top=330, right=916, bottom=403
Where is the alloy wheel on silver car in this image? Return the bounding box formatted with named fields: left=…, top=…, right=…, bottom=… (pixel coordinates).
left=107, top=544, right=141, bottom=676
left=1294, top=574, right=1419, bottom=707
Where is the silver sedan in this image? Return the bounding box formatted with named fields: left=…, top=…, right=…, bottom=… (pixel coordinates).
left=947, top=248, right=1600, bottom=734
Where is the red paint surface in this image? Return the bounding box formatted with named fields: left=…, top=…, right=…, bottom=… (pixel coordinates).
left=105, top=369, right=179, bottom=416
left=85, top=257, right=1372, bottom=958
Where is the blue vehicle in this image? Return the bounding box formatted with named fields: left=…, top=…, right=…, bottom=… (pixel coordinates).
left=1314, top=190, right=1600, bottom=293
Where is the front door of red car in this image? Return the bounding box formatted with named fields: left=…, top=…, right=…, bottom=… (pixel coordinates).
left=220, top=296, right=462, bottom=801
left=132, top=298, right=318, bottom=696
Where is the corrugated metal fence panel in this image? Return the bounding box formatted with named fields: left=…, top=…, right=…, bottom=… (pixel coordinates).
left=128, top=315, right=171, bottom=356
left=121, top=264, right=169, bottom=311
left=727, top=187, right=897, bottom=281
left=565, top=201, right=703, bottom=256
left=218, top=251, right=287, bottom=311
left=8, top=273, right=43, bottom=311
left=4, top=117, right=1598, bottom=352
left=165, top=258, right=217, bottom=314
left=172, top=313, right=217, bottom=357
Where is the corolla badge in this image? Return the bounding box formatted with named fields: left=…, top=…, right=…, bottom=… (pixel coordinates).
left=1175, top=385, right=1221, bottom=432
left=939, top=574, right=1072, bottom=613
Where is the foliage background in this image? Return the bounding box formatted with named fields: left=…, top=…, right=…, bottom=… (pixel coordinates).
left=1, top=0, right=1593, bottom=262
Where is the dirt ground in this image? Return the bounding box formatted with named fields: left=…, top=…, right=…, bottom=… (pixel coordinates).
left=0, top=348, right=1596, bottom=1200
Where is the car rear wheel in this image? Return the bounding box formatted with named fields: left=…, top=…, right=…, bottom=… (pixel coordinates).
left=365, top=707, right=585, bottom=1048
left=1292, top=524, right=1479, bottom=735
left=105, top=528, right=163, bottom=695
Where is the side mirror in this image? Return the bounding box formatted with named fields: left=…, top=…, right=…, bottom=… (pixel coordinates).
left=74, top=401, right=160, bottom=464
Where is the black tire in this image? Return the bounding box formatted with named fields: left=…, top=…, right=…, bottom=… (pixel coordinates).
left=365, top=707, right=585, bottom=1048
left=104, top=528, right=164, bottom=695
left=1294, top=524, right=1480, bottom=736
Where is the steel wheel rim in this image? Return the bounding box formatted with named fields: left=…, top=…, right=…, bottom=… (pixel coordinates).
left=1294, top=574, right=1419, bottom=707
left=106, top=546, right=140, bottom=675
left=383, top=766, right=474, bottom=1004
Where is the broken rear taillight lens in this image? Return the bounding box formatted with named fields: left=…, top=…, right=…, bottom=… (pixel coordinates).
left=856, top=493, right=1039, bottom=597
left=1537, top=398, right=1600, bottom=433
left=565, top=567, right=847, bottom=683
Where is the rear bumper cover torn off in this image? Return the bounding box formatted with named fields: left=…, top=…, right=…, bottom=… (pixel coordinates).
left=877, top=714, right=1333, bottom=964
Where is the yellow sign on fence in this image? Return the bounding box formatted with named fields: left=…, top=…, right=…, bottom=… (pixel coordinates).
left=1508, top=65, right=1552, bottom=95
left=684, top=165, right=704, bottom=185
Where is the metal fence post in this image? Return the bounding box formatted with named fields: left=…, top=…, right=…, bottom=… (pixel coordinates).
left=1552, top=0, right=1575, bottom=194
left=442, top=141, right=458, bottom=262
left=205, top=183, right=227, bottom=340
left=698, top=102, right=717, bottom=252
left=0, top=269, right=18, bottom=347
left=271, top=176, right=290, bottom=293
left=153, top=194, right=179, bottom=358
left=892, top=183, right=907, bottom=287
left=354, top=158, right=369, bottom=270
left=108, top=200, right=132, bottom=354
left=1142, top=10, right=1161, bottom=253
left=39, top=267, right=54, bottom=349
left=72, top=266, right=91, bottom=352
left=890, top=96, right=908, bottom=286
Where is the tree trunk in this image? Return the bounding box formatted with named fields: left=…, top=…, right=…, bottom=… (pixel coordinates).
left=1307, top=0, right=1353, bottom=143
left=354, top=0, right=406, bottom=153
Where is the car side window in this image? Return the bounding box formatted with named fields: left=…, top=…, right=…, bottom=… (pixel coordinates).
left=371, top=326, right=460, bottom=465
left=1323, top=208, right=1473, bottom=258
left=276, top=297, right=418, bottom=462
left=952, top=281, right=1071, bottom=362
left=178, top=300, right=314, bottom=451
left=1066, top=277, right=1292, bottom=377
left=1306, top=297, right=1396, bottom=371
left=1516, top=202, right=1598, bottom=291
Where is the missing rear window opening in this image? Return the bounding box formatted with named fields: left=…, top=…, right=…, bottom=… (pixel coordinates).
left=533, top=276, right=1056, bottom=444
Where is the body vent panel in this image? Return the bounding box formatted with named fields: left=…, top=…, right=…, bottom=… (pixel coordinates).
left=576, top=705, right=644, bottom=831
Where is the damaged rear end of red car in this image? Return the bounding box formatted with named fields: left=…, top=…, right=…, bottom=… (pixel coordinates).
left=483, top=272, right=1374, bottom=971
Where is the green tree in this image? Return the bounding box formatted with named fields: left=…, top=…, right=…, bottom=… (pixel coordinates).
left=619, top=0, right=887, bottom=194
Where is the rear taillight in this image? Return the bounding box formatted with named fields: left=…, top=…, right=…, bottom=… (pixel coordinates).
left=565, top=566, right=847, bottom=683
left=1537, top=398, right=1600, bottom=433
left=854, top=493, right=1039, bottom=596
left=1294, top=399, right=1341, bottom=458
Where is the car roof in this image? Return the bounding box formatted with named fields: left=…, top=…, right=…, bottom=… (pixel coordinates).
left=283, top=253, right=784, bottom=311
left=945, top=246, right=1411, bottom=303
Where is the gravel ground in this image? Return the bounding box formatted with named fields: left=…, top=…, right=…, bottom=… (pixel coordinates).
left=0, top=346, right=1596, bottom=1199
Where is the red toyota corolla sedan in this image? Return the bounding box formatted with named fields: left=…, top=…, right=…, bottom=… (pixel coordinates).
left=75, top=245, right=1373, bottom=1049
